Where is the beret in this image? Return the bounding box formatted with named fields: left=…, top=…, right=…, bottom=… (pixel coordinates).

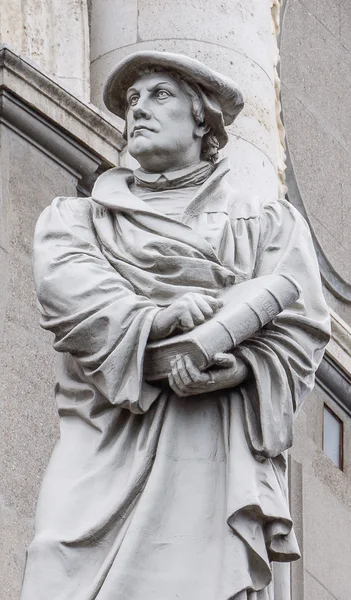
left=103, top=51, right=244, bottom=148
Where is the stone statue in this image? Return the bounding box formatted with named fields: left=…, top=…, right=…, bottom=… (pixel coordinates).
left=21, top=52, right=331, bottom=600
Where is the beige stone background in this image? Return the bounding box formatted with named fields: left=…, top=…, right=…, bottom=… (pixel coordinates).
left=281, top=0, right=351, bottom=324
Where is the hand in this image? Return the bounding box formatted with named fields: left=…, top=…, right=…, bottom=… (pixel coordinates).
left=149, top=292, right=222, bottom=341
left=168, top=353, right=250, bottom=397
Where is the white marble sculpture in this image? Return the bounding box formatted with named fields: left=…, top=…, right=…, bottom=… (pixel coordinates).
left=21, top=51, right=331, bottom=600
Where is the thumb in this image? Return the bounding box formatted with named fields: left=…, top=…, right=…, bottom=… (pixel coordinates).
left=213, top=353, right=236, bottom=368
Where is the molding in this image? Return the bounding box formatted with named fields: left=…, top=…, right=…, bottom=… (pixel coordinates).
left=0, top=45, right=125, bottom=174
left=316, top=353, right=351, bottom=418
left=0, top=89, right=101, bottom=181
left=330, top=309, right=351, bottom=359
left=326, top=308, right=351, bottom=377
left=318, top=307, right=351, bottom=416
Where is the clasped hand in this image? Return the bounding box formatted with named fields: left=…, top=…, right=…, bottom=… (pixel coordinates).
left=149, top=292, right=250, bottom=397
left=169, top=352, right=249, bottom=397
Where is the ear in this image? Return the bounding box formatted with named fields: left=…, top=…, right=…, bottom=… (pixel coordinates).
left=193, top=121, right=210, bottom=139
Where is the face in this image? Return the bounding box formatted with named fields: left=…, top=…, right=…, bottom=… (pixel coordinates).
left=125, top=72, right=205, bottom=172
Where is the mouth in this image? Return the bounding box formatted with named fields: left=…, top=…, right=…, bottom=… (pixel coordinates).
left=131, top=125, right=153, bottom=137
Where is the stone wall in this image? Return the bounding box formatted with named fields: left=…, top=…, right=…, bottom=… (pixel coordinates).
left=0, top=127, right=76, bottom=598
left=290, top=382, right=351, bottom=600
left=0, top=48, right=123, bottom=598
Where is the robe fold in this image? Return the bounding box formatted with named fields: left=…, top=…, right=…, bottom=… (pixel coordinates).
left=21, top=158, right=330, bottom=600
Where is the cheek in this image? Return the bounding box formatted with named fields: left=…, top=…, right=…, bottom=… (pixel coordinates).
left=126, top=108, right=136, bottom=129
left=166, top=108, right=196, bottom=138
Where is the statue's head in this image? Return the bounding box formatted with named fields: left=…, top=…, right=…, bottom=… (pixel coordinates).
left=103, top=51, right=244, bottom=173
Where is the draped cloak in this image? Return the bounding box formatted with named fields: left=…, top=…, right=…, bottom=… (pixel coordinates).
left=21, top=159, right=330, bottom=600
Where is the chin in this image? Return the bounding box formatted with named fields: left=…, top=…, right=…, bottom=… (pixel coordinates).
left=129, top=149, right=164, bottom=173
left=129, top=139, right=154, bottom=160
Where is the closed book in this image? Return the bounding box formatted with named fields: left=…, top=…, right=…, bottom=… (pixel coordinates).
left=144, top=273, right=300, bottom=382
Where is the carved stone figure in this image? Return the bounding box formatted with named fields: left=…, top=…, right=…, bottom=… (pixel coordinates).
left=21, top=52, right=331, bottom=600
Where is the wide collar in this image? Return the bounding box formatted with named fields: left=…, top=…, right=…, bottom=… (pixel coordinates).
left=134, top=161, right=214, bottom=190
left=92, top=158, right=232, bottom=224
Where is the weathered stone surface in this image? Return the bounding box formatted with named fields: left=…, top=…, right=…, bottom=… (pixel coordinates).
left=281, top=0, right=351, bottom=305
left=304, top=457, right=351, bottom=600
left=90, top=0, right=138, bottom=61
left=340, top=0, right=351, bottom=51
left=226, top=133, right=278, bottom=199
left=0, top=0, right=90, bottom=100
left=322, top=285, right=351, bottom=330
left=0, top=49, right=126, bottom=596
left=0, top=127, right=78, bottom=599
left=137, top=0, right=274, bottom=76
left=283, top=88, right=351, bottom=281
left=305, top=572, right=340, bottom=600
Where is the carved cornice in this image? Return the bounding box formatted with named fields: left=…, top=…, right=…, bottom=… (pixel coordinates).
left=317, top=354, right=351, bottom=418
left=317, top=298, right=351, bottom=415
left=0, top=45, right=125, bottom=190
left=327, top=309, right=351, bottom=374
left=330, top=310, right=351, bottom=358
left=0, top=89, right=101, bottom=180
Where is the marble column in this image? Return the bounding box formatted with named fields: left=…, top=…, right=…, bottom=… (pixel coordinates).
left=90, top=2, right=291, bottom=599
left=90, top=0, right=281, bottom=199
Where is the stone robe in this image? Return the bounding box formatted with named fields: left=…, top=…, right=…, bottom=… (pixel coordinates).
left=21, top=159, right=330, bottom=600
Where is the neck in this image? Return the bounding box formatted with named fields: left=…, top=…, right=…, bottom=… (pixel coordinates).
left=134, top=144, right=203, bottom=173
left=139, top=159, right=203, bottom=174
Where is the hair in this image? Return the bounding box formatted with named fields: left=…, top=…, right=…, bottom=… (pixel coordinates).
left=124, top=66, right=220, bottom=163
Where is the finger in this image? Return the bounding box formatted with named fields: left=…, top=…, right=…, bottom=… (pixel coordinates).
left=175, top=355, right=194, bottom=387
left=187, top=299, right=207, bottom=325
left=179, top=312, right=195, bottom=331
left=202, top=295, right=223, bottom=312
left=184, top=355, right=209, bottom=383
left=193, top=296, right=216, bottom=319
left=213, top=353, right=236, bottom=368
left=171, top=359, right=188, bottom=392
left=168, top=373, right=187, bottom=397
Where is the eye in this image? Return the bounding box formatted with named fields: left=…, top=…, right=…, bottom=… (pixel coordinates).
left=156, top=89, right=171, bottom=100
left=128, top=94, right=139, bottom=106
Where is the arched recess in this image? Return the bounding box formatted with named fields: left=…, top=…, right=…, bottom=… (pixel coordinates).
left=280, top=0, right=351, bottom=304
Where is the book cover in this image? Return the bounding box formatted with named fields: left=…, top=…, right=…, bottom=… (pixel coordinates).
left=144, top=273, right=300, bottom=382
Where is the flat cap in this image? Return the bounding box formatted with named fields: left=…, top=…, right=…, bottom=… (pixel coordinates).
left=103, top=51, right=244, bottom=133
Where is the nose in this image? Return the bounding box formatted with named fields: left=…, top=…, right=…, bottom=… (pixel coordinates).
left=132, top=96, right=151, bottom=119
left=132, top=105, right=152, bottom=120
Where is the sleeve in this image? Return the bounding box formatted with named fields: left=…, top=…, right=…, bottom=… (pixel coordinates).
left=33, top=196, right=161, bottom=414
left=235, top=198, right=331, bottom=458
